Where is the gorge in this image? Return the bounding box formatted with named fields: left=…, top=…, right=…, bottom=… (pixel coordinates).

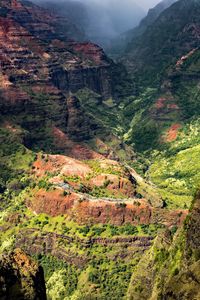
left=0, top=0, right=200, bottom=299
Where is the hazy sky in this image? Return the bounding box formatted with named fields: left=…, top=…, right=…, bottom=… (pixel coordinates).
left=138, top=0, right=161, bottom=10
left=34, top=0, right=165, bottom=45
left=80, top=0, right=161, bottom=11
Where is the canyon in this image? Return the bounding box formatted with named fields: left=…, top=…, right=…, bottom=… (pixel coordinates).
left=0, top=0, right=200, bottom=299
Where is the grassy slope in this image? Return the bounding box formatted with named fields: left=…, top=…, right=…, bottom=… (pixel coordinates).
left=149, top=119, right=200, bottom=208
left=127, top=192, right=200, bottom=300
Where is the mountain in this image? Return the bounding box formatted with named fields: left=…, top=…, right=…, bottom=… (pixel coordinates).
left=1, top=0, right=85, bottom=41
left=123, top=0, right=200, bottom=81
left=126, top=0, right=177, bottom=41
left=34, top=0, right=145, bottom=48
left=118, top=0, right=200, bottom=151
left=0, top=0, right=133, bottom=154
left=0, top=0, right=200, bottom=299
left=116, top=0, right=200, bottom=210
left=108, top=0, right=177, bottom=56
left=33, top=0, right=89, bottom=37
left=127, top=191, right=200, bottom=299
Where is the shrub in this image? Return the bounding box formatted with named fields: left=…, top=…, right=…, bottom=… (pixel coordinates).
left=63, top=190, right=71, bottom=196
left=116, top=202, right=127, bottom=209
left=78, top=226, right=90, bottom=236
left=173, top=268, right=179, bottom=276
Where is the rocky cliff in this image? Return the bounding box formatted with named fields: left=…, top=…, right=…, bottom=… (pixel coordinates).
left=0, top=0, right=119, bottom=154
left=109, top=0, right=177, bottom=57
left=127, top=191, right=200, bottom=300
left=0, top=1, right=199, bottom=299
left=125, top=0, right=177, bottom=41
left=123, top=0, right=200, bottom=83
left=0, top=248, right=46, bottom=300
left=160, top=191, right=200, bottom=300
left=118, top=0, right=200, bottom=152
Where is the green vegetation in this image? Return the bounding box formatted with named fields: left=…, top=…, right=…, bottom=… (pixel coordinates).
left=34, top=255, right=80, bottom=299
left=0, top=0, right=200, bottom=298
left=149, top=119, right=200, bottom=208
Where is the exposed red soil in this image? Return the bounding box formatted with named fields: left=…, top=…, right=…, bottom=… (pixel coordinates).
left=155, top=97, right=179, bottom=110
left=29, top=189, right=188, bottom=227
left=33, top=154, right=92, bottom=178
left=164, top=123, right=181, bottom=142
left=155, top=97, right=168, bottom=109
left=52, top=127, right=103, bottom=160
left=90, top=174, right=135, bottom=198
left=69, top=42, right=108, bottom=65
left=29, top=189, right=152, bottom=225
left=27, top=189, right=80, bottom=216
left=72, top=200, right=152, bottom=226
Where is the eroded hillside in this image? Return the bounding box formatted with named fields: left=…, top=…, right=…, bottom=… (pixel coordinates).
left=0, top=0, right=200, bottom=299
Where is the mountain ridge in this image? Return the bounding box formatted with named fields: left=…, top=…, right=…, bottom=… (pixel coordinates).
left=0, top=0, right=200, bottom=299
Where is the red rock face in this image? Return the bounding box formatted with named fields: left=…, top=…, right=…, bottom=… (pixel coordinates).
left=73, top=200, right=152, bottom=226
left=0, top=0, right=114, bottom=151
left=69, top=42, right=110, bottom=66
left=29, top=152, right=189, bottom=227
left=152, top=96, right=180, bottom=117
left=1, top=0, right=83, bottom=41
left=28, top=188, right=187, bottom=227
left=51, top=127, right=103, bottom=159
left=28, top=189, right=78, bottom=216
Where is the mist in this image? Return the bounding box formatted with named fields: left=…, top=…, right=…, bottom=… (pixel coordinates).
left=33, top=0, right=162, bottom=46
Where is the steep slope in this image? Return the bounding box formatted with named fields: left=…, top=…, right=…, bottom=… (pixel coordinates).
left=0, top=248, right=46, bottom=299
left=0, top=126, right=177, bottom=300
left=119, top=0, right=200, bottom=151
left=109, top=0, right=177, bottom=56
left=124, top=47, right=200, bottom=149
left=1, top=0, right=84, bottom=41
left=0, top=0, right=199, bottom=299
left=127, top=191, right=200, bottom=300
left=0, top=0, right=133, bottom=157
left=33, top=0, right=90, bottom=39
left=126, top=0, right=177, bottom=41
left=110, top=0, right=200, bottom=215
left=123, top=0, right=200, bottom=83
left=36, top=0, right=145, bottom=48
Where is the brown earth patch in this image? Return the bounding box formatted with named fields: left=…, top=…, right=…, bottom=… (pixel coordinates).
left=52, top=127, right=102, bottom=160
left=28, top=189, right=188, bottom=227
left=155, top=97, right=179, bottom=111
left=90, top=174, right=135, bottom=198
left=164, top=123, right=181, bottom=142
left=28, top=189, right=80, bottom=216
left=33, top=154, right=92, bottom=178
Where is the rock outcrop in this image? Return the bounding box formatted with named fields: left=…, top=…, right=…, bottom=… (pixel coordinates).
left=0, top=0, right=115, bottom=153
left=127, top=192, right=200, bottom=300
left=27, top=188, right=187, bottom=227
left=0, top=248, right=46, bottom=300
left=14, top=229, right=154, bottom=268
